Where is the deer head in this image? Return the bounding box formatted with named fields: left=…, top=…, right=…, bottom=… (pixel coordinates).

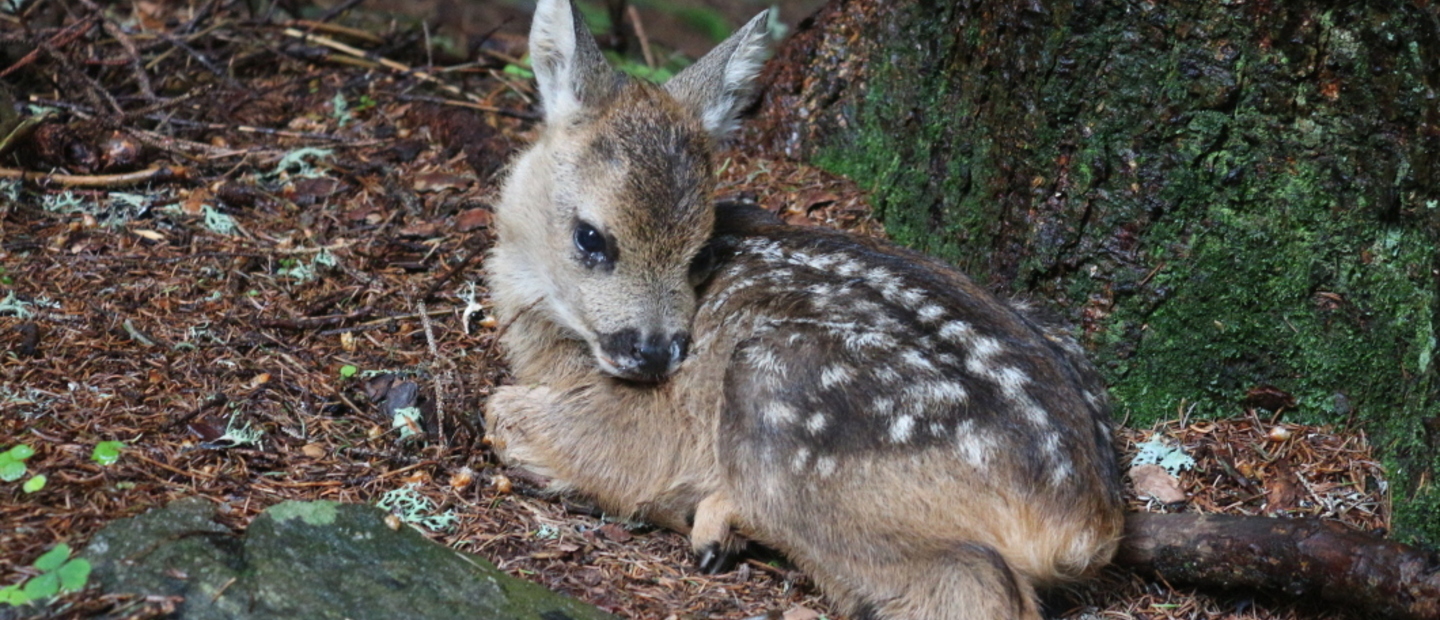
left=490, top=0, right=771, bottom=381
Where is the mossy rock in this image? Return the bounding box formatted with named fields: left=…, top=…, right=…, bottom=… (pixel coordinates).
left=81, top=497, right=615, bottom=620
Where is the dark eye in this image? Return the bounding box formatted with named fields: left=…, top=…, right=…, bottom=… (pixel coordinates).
left=575, top=222, right=606, bottom=254
left=573, top=221, right=613, bottom=268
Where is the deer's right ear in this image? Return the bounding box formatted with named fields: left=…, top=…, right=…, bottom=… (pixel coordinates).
left=530, top=0, right=617, bottom=123
left=665, top=10, right=773, bottom=139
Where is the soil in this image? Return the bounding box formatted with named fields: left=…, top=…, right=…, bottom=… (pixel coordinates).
left=0, top=2, right=1386, bottom=619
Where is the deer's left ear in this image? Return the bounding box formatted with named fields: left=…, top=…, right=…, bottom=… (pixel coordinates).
left=530, top=0, right=619, bottom=123
left=665, top=10, right=774, bottom=139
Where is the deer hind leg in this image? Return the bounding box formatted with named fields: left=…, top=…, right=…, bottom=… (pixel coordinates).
left=810, top=542, right=1041, bottom=620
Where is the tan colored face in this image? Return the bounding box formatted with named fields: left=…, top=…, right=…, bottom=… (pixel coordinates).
left=546, top=84, right=717, bottom=381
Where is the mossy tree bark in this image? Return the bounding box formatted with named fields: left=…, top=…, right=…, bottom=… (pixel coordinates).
left=746, top=0, right=1440, bottom=544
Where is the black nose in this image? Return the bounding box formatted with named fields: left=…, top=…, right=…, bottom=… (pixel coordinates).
left=602, top=330, right=689, bottom=379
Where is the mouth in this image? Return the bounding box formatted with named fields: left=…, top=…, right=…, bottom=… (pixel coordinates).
left=595, top=352, right=672, bottom=383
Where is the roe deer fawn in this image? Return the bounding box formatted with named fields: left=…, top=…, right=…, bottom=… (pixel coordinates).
left=484, top=1, right=1125, bottom=617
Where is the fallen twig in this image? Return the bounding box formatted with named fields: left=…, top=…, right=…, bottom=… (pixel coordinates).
left=0, top=165, right=189, bottom=187
left=0, top=16, right=99, bottom=79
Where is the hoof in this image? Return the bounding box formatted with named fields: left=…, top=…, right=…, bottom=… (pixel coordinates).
left=695, top=542, right=739, bottom=574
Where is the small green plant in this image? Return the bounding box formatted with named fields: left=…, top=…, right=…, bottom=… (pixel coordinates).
left=22, top=474, right=45, bottom=493
left=377, top=485, right=458, bottom=532
left=0, top=543, right=91, bottom=606
left=0, top=444, right=35, bottom=482
left=503, top=63, right=535, bottom=80
left=339, top=365, right=358, bottom=379
left=91, top=441, right=125, bottom=466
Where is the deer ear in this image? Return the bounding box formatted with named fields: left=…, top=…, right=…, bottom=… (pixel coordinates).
left=530, top=0, right=618, bottom=123
left=665, top=10, right=774, bottom=139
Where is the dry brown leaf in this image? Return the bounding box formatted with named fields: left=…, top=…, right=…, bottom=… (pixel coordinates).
left=1129, top=463, right=1187, bottom=504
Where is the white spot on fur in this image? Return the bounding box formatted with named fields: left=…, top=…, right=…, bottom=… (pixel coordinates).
left=1022, top=403, right=1050, bottom=425
left=938, top=321, right=974, bottom=343
left=872, top=397, right=894, bottom=416
left=929, top=422, right=945, bottom=436
left=762, top=402, right=797, bottom=425
left=917, top=304, right=946, bottom=322
left=901, top=350, right=937, bottom=372
left=820, top=364, right=853, bottom=389
left=745, top=347, right=788, bottom=378
left=916, top=380, right=968, bottom=404
left=955, top=420, right=993, bottom=468
left=816, top=456, right=838, bottom=477
left=889, top=415, right=915, bottom=442
left=898, top=288, right=927, bottom=308
left=1050, top=460, right=1074, bottom=485
left=805, top=413, right=828, bottom=433
left=873, top=365, right=901, bottom=384
left=993, top=367, right=1031, bottom=395
left=835, top=261, right=863, bottom=277
left=792, top=446, right=811, bottom=472
left=844, top=330, right=897, bottom=351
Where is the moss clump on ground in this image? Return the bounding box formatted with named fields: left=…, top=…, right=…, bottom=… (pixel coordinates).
left=789, top=0, right=1440, bottom=544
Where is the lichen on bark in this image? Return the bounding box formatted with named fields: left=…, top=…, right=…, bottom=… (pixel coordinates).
left=749, top=0, right=1440, bottom=544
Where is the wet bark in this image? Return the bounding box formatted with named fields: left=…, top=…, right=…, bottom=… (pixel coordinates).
left=745, top=0, right=1440, bottom=546
left=1121, top=513, right=1440, bottom=620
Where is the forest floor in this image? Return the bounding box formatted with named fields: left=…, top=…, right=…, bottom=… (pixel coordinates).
left=0, top=2, right=1391, bottom=619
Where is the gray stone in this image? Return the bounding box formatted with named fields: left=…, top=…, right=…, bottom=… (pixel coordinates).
left=82, top=497, right=614, bottom=620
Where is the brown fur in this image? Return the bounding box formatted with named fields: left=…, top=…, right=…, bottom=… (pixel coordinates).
left=485, top=3, right=1124, bottom=618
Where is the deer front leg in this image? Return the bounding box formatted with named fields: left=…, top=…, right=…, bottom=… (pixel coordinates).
left=483, top=385, right=570, bottom=488
left=692, top=490, right=745, bottom=574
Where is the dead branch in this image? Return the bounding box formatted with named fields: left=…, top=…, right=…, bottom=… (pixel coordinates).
left=1119, top=513, right=1440, bottom=620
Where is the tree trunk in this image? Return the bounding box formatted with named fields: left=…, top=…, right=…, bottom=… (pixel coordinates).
left=745, top=0, right=1440, bottom=546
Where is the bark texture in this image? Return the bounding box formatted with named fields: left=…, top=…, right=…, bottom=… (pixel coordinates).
left=746, top=0, right=1440, bottom=545
left=1121, top=513, right=1440, bottom=620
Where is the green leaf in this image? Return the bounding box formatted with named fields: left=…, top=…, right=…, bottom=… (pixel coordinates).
left=339, top=365, right=358, bottom=379
left=32, top=544, right=70, bottom=571
left=22, top=474, right=45, bottom=493
left=91, top=441, right=125, bottom=466
left=0, top=583, right=29, bottom=606
left=56, top=559, right=90, bottom=592
left=20, top=572, right=57, bottom=600
left=3, top=444, right=34, bottom=460
left=502, top=63, right=534, bottom=80
left=0, top=459, right=25, bottom=482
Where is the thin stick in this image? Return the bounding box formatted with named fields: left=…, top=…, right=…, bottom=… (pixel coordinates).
left=0, top=166, right=189, bottom=187
left=394, top=94, right=538, bottom=121
left=0, top=16, right=98, bottom=79
left=103, top=20, right=157, bottom=101
left=627, top=5, right=656, bottom=70
left=283, top=28, right=464, bottom=97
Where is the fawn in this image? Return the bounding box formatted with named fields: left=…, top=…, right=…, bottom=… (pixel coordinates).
left=483, top=1, right=1125, bottom=617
